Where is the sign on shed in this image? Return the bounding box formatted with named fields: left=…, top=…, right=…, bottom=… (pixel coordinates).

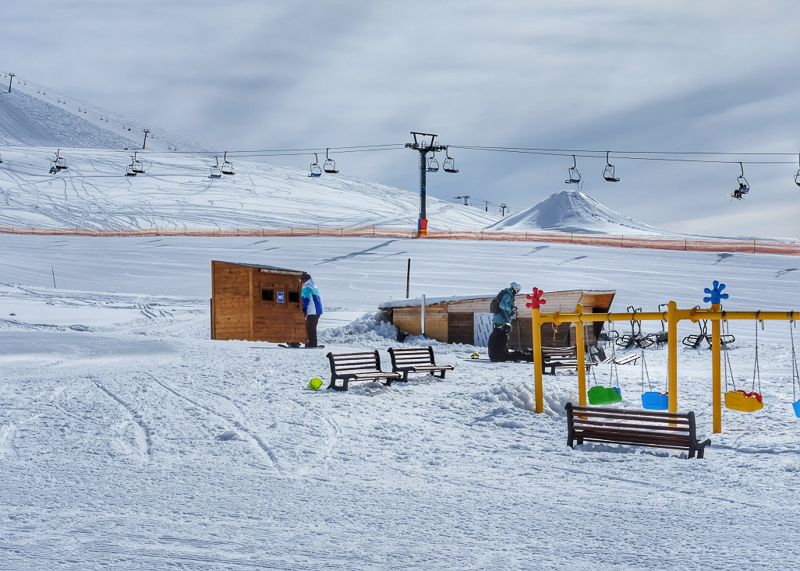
left=211, top=261, right=307, bottom=343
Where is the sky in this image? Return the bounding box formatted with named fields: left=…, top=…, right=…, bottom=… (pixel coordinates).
left=2, top=1, right=800, bottom=238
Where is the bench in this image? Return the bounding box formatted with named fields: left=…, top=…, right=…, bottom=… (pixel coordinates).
left=565, top=402, right=711, bottom=459
left=325, top=351, right=402, bottom=391
left=602, top=353, right=640, bottom=366
left=387, top=346, right=454, bottom=382
left=541, top=346, right=597, bottom=375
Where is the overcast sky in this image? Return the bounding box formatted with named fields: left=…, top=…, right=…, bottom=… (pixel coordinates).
left=3, top=1, right=800, bottom=238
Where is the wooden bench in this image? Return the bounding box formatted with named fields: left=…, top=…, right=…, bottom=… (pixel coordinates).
left=565, top=402, right=711, bottom=459
left=325, top=351, right=401, bottom=391
left=602, top=353, right=640, bottom=366
left=387, top=346, right=454, bottom=382
left=541, top=346, right=597, bottom=375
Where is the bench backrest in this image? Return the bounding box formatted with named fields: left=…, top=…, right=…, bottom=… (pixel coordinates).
left=565, top=402, right=696, bottom=446
left=327, top=351, right=382, bottom=374
left=388, top=346, right=435, bottom=367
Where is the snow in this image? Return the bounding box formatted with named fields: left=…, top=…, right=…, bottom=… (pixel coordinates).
left=487, top=190, right=671, bottom=236
left=2, top=78, right=800, bottom=570
left=2, top=233, right=800, bottom=569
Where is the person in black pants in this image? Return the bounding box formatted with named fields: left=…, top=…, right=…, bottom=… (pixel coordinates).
left=488, top=323, right=533, bottom=362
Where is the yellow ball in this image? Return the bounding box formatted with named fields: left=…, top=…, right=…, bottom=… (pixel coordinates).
left=308, top=377, right=323, bottom=390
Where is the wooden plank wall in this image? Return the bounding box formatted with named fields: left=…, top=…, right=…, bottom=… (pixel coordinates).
left=212, top=262, right=252, bottom=340
left=251, top=270, right=306, bottom=343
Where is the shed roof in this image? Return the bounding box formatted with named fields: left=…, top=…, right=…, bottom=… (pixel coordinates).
left=214, top=261, right=305, bottom=274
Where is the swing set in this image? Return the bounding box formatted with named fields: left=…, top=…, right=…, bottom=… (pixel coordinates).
left=525, top=282, right=799, bottom=433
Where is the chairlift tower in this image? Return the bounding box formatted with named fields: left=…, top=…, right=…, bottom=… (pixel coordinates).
left=405, top=132, right=447, bottom=237
left=142, top=129, right=150, bottom=149
left=7, top=73, right=14, bottom=93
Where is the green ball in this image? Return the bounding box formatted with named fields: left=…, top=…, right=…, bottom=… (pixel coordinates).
left=308, top=377, right=323, bottom=390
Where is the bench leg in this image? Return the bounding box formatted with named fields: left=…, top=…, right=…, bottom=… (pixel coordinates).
left=328, top=376, right=349, bottom=391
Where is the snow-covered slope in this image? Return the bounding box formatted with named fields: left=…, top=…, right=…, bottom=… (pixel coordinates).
left=0, top=147, right=498, bottom=229
left=487, top=190, right=668, bottom=236
left=0, top=74, right=207, bottom=153
left=0, top=75, right=499, bottom=230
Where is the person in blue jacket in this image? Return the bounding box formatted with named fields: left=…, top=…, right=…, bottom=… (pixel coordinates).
left=300, top=272, right=323, bottom=347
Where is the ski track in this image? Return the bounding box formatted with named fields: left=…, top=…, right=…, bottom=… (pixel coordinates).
left=149, top=375, right=284, bottom=475
left=89, top=375, right=152, bottom=462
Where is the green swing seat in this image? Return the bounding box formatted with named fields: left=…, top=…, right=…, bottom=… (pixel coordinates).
left=588, top=385, right=622, bottom=405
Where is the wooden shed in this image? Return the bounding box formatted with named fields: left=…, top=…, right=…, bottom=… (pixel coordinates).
left=211, top=261, right=307, bottom=343
left=379, top=289, right=616, bottom=350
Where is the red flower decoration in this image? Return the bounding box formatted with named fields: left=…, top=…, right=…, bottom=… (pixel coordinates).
left=526, top=287, right=547, bottom=309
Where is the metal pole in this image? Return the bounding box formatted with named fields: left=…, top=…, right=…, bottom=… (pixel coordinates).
left=419, top=151, right=427, bottom=236
left=8, top=73, right=14, bottom=93
left=575, top=304, right=587, bottom=406
left=668, top=301, right=678, bottom=412
left=420, top=294, right=426, bottom=337
left=532, top=306, right=543, bottom=414
left=712, top=303, right=722, bottom=433
left=406, top=258, right=411, bottom=298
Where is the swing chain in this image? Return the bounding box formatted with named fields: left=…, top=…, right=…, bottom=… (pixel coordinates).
left=753, top=312, right=762, bottom=395
left=791, top=311, right=799, bottom=402
left=722, top=311, right=735, bottom=393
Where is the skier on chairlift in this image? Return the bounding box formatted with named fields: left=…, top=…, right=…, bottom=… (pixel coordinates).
left=732, top=182, right=749, bottom=200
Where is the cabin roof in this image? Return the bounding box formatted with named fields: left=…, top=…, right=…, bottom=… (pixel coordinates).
left=379, top=289, right=616, bottom=309
left=214, top=261, right=305, bottom=274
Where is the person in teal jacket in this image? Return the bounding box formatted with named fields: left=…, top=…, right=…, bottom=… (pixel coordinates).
left=300, top=272, right=323, bottom=347
left=492, top=282, right=521, bottom=327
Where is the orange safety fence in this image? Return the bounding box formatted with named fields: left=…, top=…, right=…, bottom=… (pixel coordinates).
left=1, top=226, right=798, bottom=255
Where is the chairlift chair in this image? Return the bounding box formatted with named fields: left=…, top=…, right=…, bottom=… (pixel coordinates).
left=794, top=155, right=800, bottom=188
left=426, top=152, right=439, bottom=173
left=309, top=153, right=322, bottom=178
left=54, top=149, right=67, bottom=170
left=49, top=161, right=58, bottom=174
left=126, top=157, right=137, bottom=177
left=0, top=153, right=3, bottom=164
left=221, top=151, right=235, bottom=175
left=209, top=156, right=222, bottom=179
left=132, top=151, right=144, bottom=174
left=565, top=155, right=581, bottom=184
left=323, top=148, right=338, bottom=174
left=443, top=148, right=459, bottom=173
left=732, top=162, right=749, bottom=200
left=603, top=151, right=619, bottom=182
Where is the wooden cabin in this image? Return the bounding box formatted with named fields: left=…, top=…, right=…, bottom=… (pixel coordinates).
left=211, top=261, right=307, bottom=343
left=379, top=290, right=615, bottom=350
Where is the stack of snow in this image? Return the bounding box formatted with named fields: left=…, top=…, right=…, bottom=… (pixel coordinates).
left=486, top=190, right=667, bottom=236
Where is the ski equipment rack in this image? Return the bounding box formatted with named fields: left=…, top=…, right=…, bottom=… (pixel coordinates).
left=602, top=151, right=619, bottom=182
left=565, top=155, right=581, bottom=185
left=309, top=153, right=322, bottom=178
left=221, top=151, right=235, bottom=175
left=443, top=147, right=459, bottom=173
left=322, top=148, right=338, bottom=174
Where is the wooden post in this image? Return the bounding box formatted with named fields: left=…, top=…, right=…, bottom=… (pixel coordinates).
left=668, top=301, right=678, bottom=412
left=575, top=304, right=587, bottom=406
left=712, top=303, right=722, bottom=433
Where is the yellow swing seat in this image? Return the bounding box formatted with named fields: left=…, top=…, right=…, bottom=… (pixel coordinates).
left=725, top=390, right=763, bottom=413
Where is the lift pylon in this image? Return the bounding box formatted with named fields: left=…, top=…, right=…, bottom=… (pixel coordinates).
left=405, top=132, right=448, bottom=237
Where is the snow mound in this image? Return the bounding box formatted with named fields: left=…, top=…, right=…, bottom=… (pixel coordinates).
left=486, top=190, right=667, bottom=236
left=319, top=312, right=400, bottom=348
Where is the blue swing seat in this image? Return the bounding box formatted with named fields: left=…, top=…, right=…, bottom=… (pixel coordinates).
left=641, top=391, right=669, bottom=410
left=793, top=399, right=800, bottom=418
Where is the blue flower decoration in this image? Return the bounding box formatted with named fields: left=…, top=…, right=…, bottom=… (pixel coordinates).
left=703, top=280, right=729, bottom=304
